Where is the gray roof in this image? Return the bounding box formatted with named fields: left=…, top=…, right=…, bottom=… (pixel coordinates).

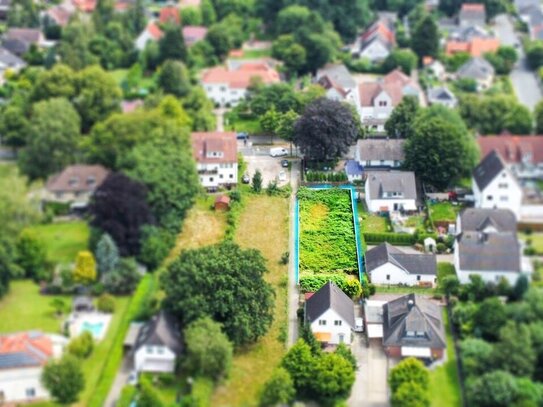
left=459, top=5, right=486, bottom=23
left=357, top=139, right=405, bottom=162
left=449, top=25, right=490, bottom=41
left=457, top=57, right=495, bottom=80
left=316, top=63, right=356, bottom=90
left=382, top=294, right=446, bottom=349
left=135, top=311, right=183, bottom=354
left=0, top=46, right=25, bottom=67
left=427, top=86, right=457, bottom=103
left=457, top=232, right=521, bottom=272
left=473, top=150, right=506, bottom=190
left=305, top=282, right=355, bottom=328
left=459, top=208, right=517, bottom=233
left=366, top=243, right=437, bottom=276
left=366, top=171, right=417, bottom=200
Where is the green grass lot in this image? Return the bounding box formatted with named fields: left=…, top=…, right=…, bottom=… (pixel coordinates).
left=358, top=203, right=390, bottom=233
left=109, top=69, right=155, bottom=91
left=232, top=49, right=272, bottom=59
left=374, top=285, right=436, bottom=295
left=26, top=221, right=89, bottom=264
left=429, top=202, right=462, bottom=223
left=429, top=310, right=462, bottom=407
left=521, top=233, right=543, bottom=254
left=0, top=161, right=16, bottom=177
left=224, top=114, right=263, bottom=134
left=0, top=280, right=69, bottom=333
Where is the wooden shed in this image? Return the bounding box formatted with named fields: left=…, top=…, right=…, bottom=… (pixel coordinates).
left=214, top=195, right=231, bottom=211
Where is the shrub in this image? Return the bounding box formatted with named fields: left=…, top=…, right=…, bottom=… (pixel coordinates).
left=67, top=331, right=94, bottom=359
left=280, top=251, right=289, bottom=265
left=73, top=251, right=97, bottom=285
left=363, top=232, right=416, bottom=246
left=300, top=273, right=362, bottom=298
left=116, top=385, right=136, bottom=407
left=97, top=293, right=115, bottom=313
left=436, top=243, right=446, bottom=253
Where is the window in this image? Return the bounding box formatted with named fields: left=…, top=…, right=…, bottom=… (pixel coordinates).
left=219, top=174, right=223, bottom=179
left=334, top=320, right=342, bottom=326
left=417, top=275, right=421, bottom=281
left=386, top=274, right=390, bottom=280
left=379, top=100, right=387, bottom=106
left=157, top=347, right=164, bottom=355
left=220, top=86, right=226, bottom=92
left=209, top=177, right=214, bottom=182
left=498, top=183, right=508, bottom=188
left=406, top=331, right=415, bottom=337
left=486, top=195, right=493, bottom=201
left=380, top=160, right=385, bottom=165
left=146, top=346, right=153, bottom=354
left=318, top=319, right=327, bottom=326
left=229, top=174, right=233, bottom=178
left=366, top=160, right=371, bottom=166
left=500, top=196, right=508, bottom=202
left=25, top=388, right=36, bottom=398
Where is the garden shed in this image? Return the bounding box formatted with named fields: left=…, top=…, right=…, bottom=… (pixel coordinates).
left=424, top=237, right=437, bottom=253
left=214, top=195, right=231, bottom=211
left=72, top=295, right=94, bottom=312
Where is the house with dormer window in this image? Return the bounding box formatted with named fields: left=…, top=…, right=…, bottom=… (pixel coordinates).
left=364, top=171, right=418, bottom=213
left=191, top=132, right=238, bottom=191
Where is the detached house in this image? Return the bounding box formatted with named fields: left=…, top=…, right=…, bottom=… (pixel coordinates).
left=358, top=69, right=422, bottom=133
left=315, top=63, right=359, bottom=106
left=354, top=138, right=405, bottom=169
left=459, top=3, right=487, bottom=27
left=135, top=21, right=163, bottom=50
left=2, top=28, right=46, bottom=57
left=478, top=135, right=543, bottom=179
left=382, top=294, right=446, bottom=359
left=353, top=16, right=396, bottom=62
left=446, top=26, right=499, bottom=57
left=134, top=312, right=183, bottom=373
left=191, top=132, right=238, bottom=190
left=472, top=150, right=523, bottom=218
left=0, top=331, right=66, bottom=404
left=201, top=61, right=280, bottom=107
left=182, top=26, right=207, bottom=47
left=0, top=46, right=26, bottom=81
left=366, top=243, right=437, bottom=286
left=454, top=208, right=532, bottom=284
left=365, top=171, right=418, bottom=213
left=456, top=57, right=495, bottom=90
left=427, top=86, right=458, bottom=108
left=305, top=282, right=355, bottom=345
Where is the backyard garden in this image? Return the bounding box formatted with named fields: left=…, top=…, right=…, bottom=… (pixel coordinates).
left=297, top=187, right=363, bottom=297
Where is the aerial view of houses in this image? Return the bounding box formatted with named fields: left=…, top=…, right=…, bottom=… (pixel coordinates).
left=0, top=0, right=543, bottom=406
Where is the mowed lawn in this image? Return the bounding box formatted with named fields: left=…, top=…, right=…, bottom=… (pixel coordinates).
left=521, top=233, right=543, bottom=254
left=429, top=310, right=462, bottom=407
left=0, top=280, right=68, bottom=333
left=211, top=195, right=290, bottom=407
left=429, top=202, right=462, bottom=223
left=27, top=221, right=89, bottom=264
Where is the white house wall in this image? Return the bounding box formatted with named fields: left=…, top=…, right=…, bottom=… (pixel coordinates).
left=472, top=170, right=522, bottom=218
left=360, top=41, right=391, bottom=62
left=365, top=197, right=417, bottom=213
left=309, top=308, right=353, bottom=345
left=203, top=83, right=246, bottom=107
left=197, top=163, right=238, bottom=189
left=369, top=262, right=436, bottom=286
left=0, top=367, right=49, bottom=403
left=135, top=346, right=176, bottom=373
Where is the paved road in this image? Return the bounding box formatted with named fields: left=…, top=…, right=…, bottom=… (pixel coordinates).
left=494, top=14, right=542, bottom=110
left=287, top=160, right=301, bottom=346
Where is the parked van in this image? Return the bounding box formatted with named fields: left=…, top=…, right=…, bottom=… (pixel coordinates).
left=270, top=147, right=288, bottom=157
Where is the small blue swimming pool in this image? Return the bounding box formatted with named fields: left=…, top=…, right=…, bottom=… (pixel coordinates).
left=81, top=321, right=105, bottom=338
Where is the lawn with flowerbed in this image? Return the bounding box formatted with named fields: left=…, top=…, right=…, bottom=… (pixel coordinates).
left=428, top=202, right=462, bottom=223
left=297, top=187, right=362, bottom=295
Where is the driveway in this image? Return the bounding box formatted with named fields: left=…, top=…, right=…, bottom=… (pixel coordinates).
left=494, top=14, right=542, bottom=110
left=243, top=154, right=291, bottom=187
left=103, top=356, right=133, bottom=407
left=348, top=334, right=390, bottom=407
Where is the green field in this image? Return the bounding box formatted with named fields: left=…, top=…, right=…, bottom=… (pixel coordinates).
left=224, top=114, right=263, bottom=134
left=358, top=203, right=390, bottom=233
left=429, top=202, right=462, bottom=223
left=521, top=233, right=543, bottom=254
left=429, top=310, right=462, bottom=407
left=27, top=221, right=89, bottom=264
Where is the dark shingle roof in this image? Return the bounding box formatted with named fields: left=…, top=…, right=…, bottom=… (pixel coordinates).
left=135, top=311, right=183, bottom=354
left=366, top=171, right=417, bottom=200
left=357, top=139, right=405, bottom=162
left=305, top=282, right=355, bottom=328
left=382, top=294, right=446, bottom=349
left=473, top=150, right=506, bottom=190
left=459, top=208, right=517, bottom=233
left=457, top=232, right=521, bottom=272
left=366, top=243, right=437, bottom=275
left=345, top=160, right=364, bottom=176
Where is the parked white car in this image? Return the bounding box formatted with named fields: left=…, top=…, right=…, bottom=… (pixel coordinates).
left=270, top=147, right=288, bottom=157
left=278, top=171, right=287, bottom=182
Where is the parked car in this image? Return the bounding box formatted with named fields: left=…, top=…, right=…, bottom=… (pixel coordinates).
left=127, top=370, right=138, bottom=385
left=354, top=317, right=364, bottom=333
left=281, top=159, right=289, bottom=168
left=270, top=147, right=288, bottom=157
left=278, top=171, right=287, bottom=182
left=242, top=173, right=250, bottom=184
left=236, top=132, right=248, bottom=140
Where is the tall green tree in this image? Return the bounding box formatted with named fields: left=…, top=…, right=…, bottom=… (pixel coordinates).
left=467, top=370, right=518, bottom=407
left=95, top=233, right=120, bottom=276
left=184, top=317, right=233, bottom=380
left=0, top=105, right=31, bottom=149
left=391, top=381, right=430, bottom=407
left=31, top=64, right=77, bottom=101
left=384, top=96, right=419, bottom=138
left=157, top=60, right=191, bottom=98
left=493, top=321, right=536, bottom=377
left=259, top=367, right=295, bottom=407
left=473, top=297, right=507, bottom=341
left=503, top=104, right=533, bottom=134
left=161, top=242, right=275, bottom=346
left=18, top=98, right=81, bottom=180
left=15, top=230, right=48, bottom=281
left=535, top=100, right=543, bottom=134
left=411, top=15, right=439, bottom=59
left=389, top=357, right=429, bottom=393
left=7, top=0, right=39, bottom=27
left=41, top=355, right=85, bottom=404
left=460, top=338, right=495, bottom=377
left=281, top=339, right=315, bottom=395
left=158, top=24, right=187, bottom=62
left=58, top=19, right=99, bottom=70
left=310, top=353, right=356, bottom=403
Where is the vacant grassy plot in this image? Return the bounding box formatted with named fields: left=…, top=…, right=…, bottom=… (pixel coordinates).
left=429, top=202, right=462, bottom=223
left=429, top=310, right=462, bottom=407
left=211, top=195, right=289, bottom=407
left=167, top=196, right=227, bottom=263
left=224, top=114, right=263, bottom=134
left=233, top=49, right=272, bottom=59
left=109, top=69, right=155, bottom=90
left=298, top=188, right=358, bottom=274
left=521, top=233, right=543, bottom=254
left=0, top=280, right=68, bottom=333
left=27, top=221, right=89, bottom=264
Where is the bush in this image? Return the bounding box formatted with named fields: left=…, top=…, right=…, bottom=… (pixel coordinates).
left=300, top=273, right=362, bottom=298
left=280, top=251, right=289, bottom=265
left=67, top=331, right=94, bottom=359
left=363, top=232, right=416, bottom=246
left=436, top=243, right=446, bottom=253
left=116, top=385, right=136, bottom=407
left=43, top=201, right=71, bottom=216
left=97, top=293, right=115, bottom=313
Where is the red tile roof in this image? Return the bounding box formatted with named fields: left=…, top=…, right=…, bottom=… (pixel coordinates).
left=72, top=0, right=96, bottom=12
left=361, top=21, right=396, bottom=46
left=159, top=6, right=180, bottom=25
left=461, top=3, right=485, bottom=11
left=201, top=62, right=280, bottom=89
left=47, top=6, right=72, bottom=26
left=182, top=26, right=208, bottom=46
left=0, top=332, right=53, bottom=369
left=147, top=21, right=164, bottom=40
left=478, top=135, right=543, bottom=164
left=179, top=0, right=201, bottom=8
left=46, top=164, right=110, bottom=193
left=445, top=37, right=500, bottom=56
left=358, top=69, right=419, bottom=107
left=191, top=132, right=238, bottom=164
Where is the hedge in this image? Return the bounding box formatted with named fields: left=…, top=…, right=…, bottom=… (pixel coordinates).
left=363, top=232, right=416, bottom=246
left=43, top=201, right=71, bottom=216
left=300, top=273, right=363, bottom=298
left=87, top=274, right=157, bottom=407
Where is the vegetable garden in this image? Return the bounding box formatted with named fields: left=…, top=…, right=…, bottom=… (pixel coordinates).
left=297, top=187, right=363, bottom=297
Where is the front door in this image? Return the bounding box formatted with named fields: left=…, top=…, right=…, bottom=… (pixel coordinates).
left=338, top=334, right=345, bottom=344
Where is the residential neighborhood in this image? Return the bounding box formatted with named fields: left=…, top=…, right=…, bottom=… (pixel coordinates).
left=0, top=0, right=542, bottom=406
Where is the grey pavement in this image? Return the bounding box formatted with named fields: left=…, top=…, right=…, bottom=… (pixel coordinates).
left=103, top=356, right=133, bottom=407
left=494, top=14, right=542, bottom=110
left=287, top=160, right=301, bottom=347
